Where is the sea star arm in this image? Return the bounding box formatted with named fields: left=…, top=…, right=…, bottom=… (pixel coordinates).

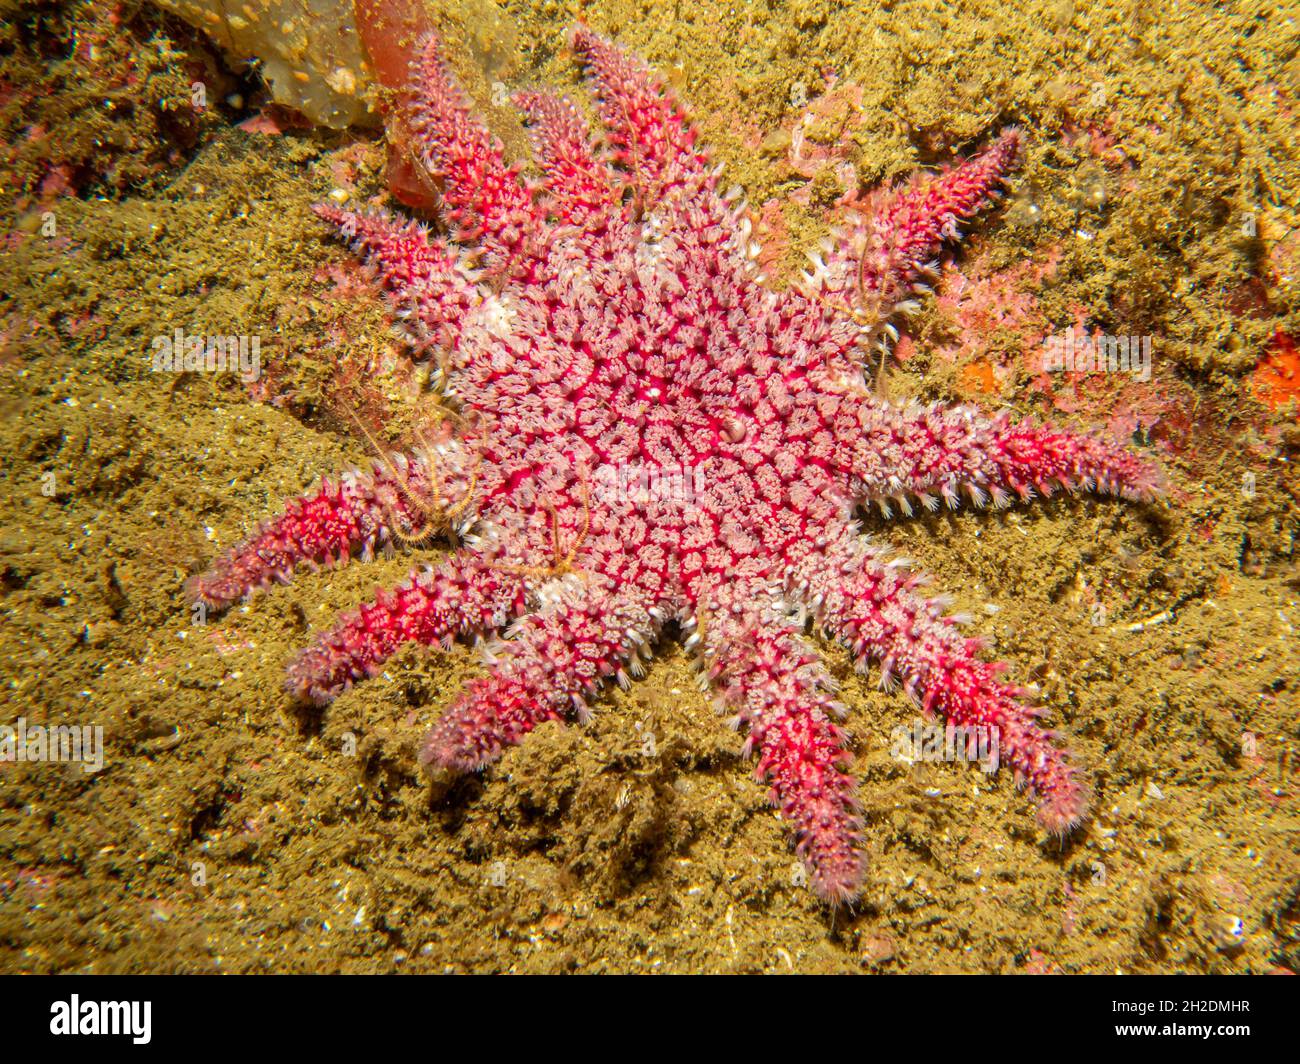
left=831, top=393, right=1166, bottom=514
left=313, top=203, right=479, bottom=357
left=810, top=129, right=1022, bottom=342
left=186, top=445, right=475, bottom=611
left=569, top=26, right=708, bottom=198
left=513, top=90, right=619, bottom=228
left=404, top=33, right=538, bottom=258
left=700, top=598, right=865, bottom=903
left=798, top=533, right=1091, bottom=833
left=284, top=549, right=529, bottom=703
left=420, top=579, right=663, bottom=771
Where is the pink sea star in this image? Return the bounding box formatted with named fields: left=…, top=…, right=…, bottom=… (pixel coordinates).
left=189, top=28, right=1164, bottom=902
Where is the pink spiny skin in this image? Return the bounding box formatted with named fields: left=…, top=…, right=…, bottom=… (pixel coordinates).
left=189, top=27, right=1166, bottom=904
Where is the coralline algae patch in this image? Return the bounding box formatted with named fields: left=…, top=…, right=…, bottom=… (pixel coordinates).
left=741, top=79, right=906, bottom=280
left=1252, top=333, right=1300, bottom=414
left=916, top=249, right=1061, bottom=376
left=153, top=0, right=377, bottom=127
left=737, top=66, right=1293, bottom=459
left=916, top=247, right=1214, bottom=448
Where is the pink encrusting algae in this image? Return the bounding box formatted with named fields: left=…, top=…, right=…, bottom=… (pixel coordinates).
left=188, top=27, right=1165, bottom=903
